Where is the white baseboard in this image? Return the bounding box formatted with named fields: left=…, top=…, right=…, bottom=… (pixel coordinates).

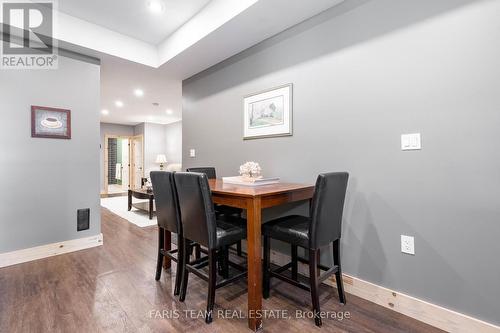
left=269, top=250, right=500, bottom=333
left=0, top=233, right=103, bottom=268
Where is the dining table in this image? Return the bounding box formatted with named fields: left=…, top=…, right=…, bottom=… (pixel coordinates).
left=210, top=179, right=314, bottom=331
left=162, top=178, right=315, bottom=331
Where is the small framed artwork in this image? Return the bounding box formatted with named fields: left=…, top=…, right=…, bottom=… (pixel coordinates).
left=243, top=83, right=292, bottom=139
left=31, top=105, right=71, bottom=139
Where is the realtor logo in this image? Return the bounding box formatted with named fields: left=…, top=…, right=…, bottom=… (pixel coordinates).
left=1, top=0, right=58, bottom=69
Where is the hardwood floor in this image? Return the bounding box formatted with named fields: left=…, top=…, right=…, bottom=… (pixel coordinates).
left=0, top=208, right=445, bottom=333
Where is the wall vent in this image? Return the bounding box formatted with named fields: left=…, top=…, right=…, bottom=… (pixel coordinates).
left=77, top=209, right=90, bottom=231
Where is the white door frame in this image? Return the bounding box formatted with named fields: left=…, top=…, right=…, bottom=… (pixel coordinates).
left=103, top=134, right=144, bottom=194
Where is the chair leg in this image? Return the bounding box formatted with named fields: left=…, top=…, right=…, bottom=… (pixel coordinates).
left=217, top=247, right=224, bottom=276
left=333, top=239, right=346, bottom=304
left=291, top=244, right=298, bottom=281
left=216, top=247, right=228, bottom=277
left=173, top=236, right=183, bottom=296
left=155, top=227, right=164, bottom=281
left=236, top=241, right=242, bottom=256
left=179, top=239, right=190, bottom=302
left=263, top=236, right=271, bottom=299
left=195, top=244, right=201, bottom=260
left=309, top=248, right=322, bottom=327
left=222, top=246, right=229, bottom=279
left=206, top=249, right=217, bottom=324
left=236, top=210, right=243, bottom=256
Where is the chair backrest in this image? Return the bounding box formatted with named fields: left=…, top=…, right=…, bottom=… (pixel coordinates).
left=150, top=171, right=181, bottom=234
left=309, top=172, right=349, bottom=249
left=186, top=167, right=216, bottom=179
left=174, top=172, right=217, bottom=249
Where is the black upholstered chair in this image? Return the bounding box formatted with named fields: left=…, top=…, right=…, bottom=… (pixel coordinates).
left=185, top=167, right=216, bottom=179
left=186, top=167, right=243, bottom=256
left=262, top=172, right=349, bottom=327
left=150, top=171, right=186, bottom=295
left=174, top=172, right=247, bottom=324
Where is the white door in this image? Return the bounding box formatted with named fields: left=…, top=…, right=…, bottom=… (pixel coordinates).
left=121, top=138, right=130, bottom=190
left=132, top=136, right=144, bottom=189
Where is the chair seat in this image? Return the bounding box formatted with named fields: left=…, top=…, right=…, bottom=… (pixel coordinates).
left=262, top=215, right=310, bottom=248
left=215, top=204, right=243, bottom=216
left=216, top=218, right=247, bottom=248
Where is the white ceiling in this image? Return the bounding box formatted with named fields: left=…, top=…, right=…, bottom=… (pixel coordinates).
left=58, top=0, right=211, bottom=44
left=100, top=55, right=182, bottom=125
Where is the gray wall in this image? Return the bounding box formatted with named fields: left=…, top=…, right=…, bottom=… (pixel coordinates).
left=133, top=122, right=145, bottom=137
left=165, top=121, right=182, bottom=165
left=144, top=122, right=167, bottom=175
left=182, top=0, right=500, bottom=325
left=0, top=55, right=101, bottom=253
left=131, top=121, right=183, bottom=177
left=99, top=123, right=135, bottom=192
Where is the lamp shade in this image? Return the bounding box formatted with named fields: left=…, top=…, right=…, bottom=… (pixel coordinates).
left=155, top=154, right=167, bottom=164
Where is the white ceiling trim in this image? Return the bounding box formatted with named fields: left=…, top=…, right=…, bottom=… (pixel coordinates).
left=156, top=0, right=259, bottom=65
left=158, top=0, right=346, bottom=79
left=56, top=11, right=158, bottom=67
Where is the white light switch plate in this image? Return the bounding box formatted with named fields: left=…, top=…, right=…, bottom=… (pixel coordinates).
left=401, top=133, right=421, bottom=150
left=189, top=149, right=196, bottom=158
left=401, top=235, right=415, bottom=255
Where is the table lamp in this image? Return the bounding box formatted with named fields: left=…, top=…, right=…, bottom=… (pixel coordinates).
left=155, top=154, right=167, bottom=170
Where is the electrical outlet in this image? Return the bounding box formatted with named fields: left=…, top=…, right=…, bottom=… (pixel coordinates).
left=401, top=235, right=415, bottom=255
left=189, top=149, right=196, bottom=158
left=401, top=133, right=421, bottom=150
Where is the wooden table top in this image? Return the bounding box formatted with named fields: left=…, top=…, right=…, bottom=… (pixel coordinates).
left=208, top=179, right=314, bottom=198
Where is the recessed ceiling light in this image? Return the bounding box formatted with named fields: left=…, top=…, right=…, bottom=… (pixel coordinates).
left=147, top=0, right=164, bottom=14
left=166, top=109, right=173, bottom=115
left=115, top=100, right=124, bottom=108
left=101, top=109, right=109, bottom=115
left=134, top=89, right=144, bottom=97
left=147, top=116, right=154, bottom=121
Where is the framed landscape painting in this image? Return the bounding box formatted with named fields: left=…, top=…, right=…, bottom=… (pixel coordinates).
left=243, top=84, right=292, bottom=139
left=31, top=105, right=71, bottom=139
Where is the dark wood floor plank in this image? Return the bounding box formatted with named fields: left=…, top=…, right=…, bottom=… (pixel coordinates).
left=0, top=208, right=445, bottom=333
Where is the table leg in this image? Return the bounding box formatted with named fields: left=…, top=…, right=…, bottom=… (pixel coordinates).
left=163, top=229, right=171, bottom=269
left=149, top=198, right=154, bottom=220
left=246, top=197, right=263, bottom=331
left=128, top=190, right=132, bottom=211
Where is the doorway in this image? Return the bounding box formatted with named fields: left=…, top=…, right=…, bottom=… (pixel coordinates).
left=104, top=134, right=143, bottom=194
